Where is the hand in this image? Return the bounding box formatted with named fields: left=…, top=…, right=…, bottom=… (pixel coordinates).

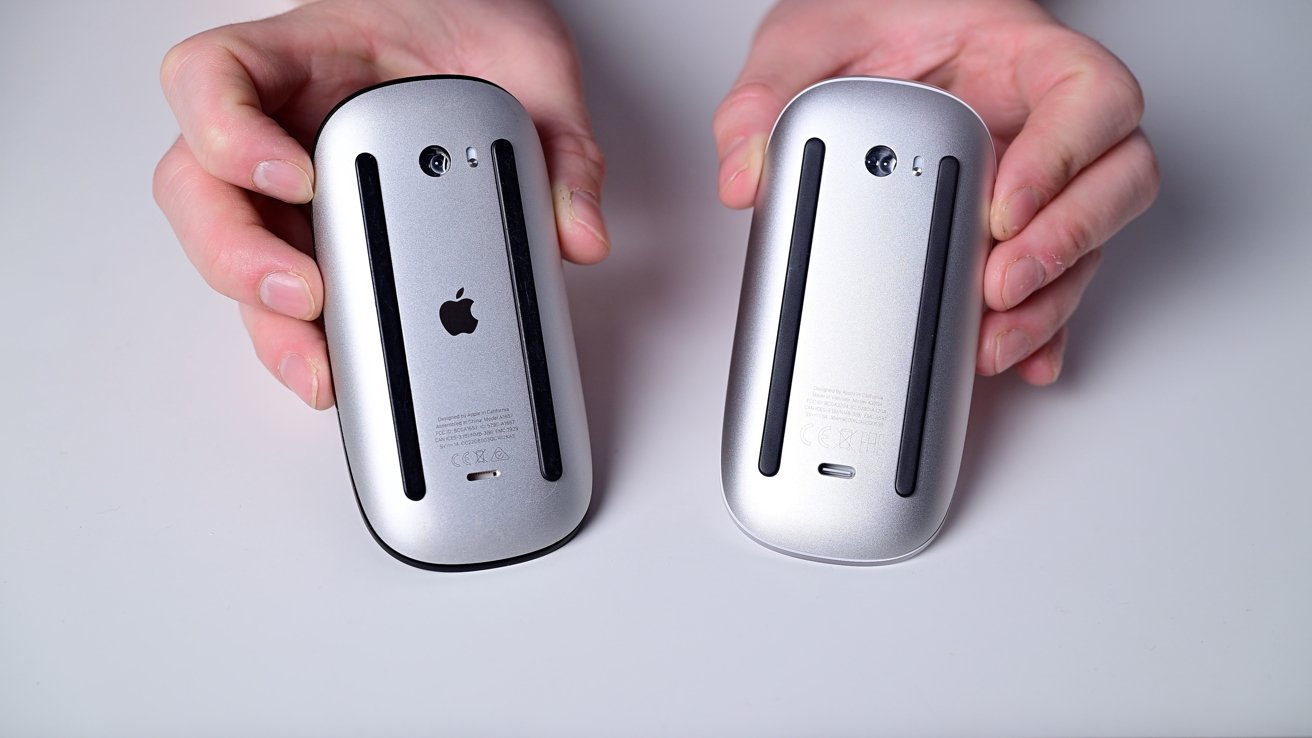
left=713, top=0, right=1159, bottom=385
left=154, top=0, right=609, bottom=409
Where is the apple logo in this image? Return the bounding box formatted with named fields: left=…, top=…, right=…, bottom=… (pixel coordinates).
left=439, top=288, right=478, bottom=336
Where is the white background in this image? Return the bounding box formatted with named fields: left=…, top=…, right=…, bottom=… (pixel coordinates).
left=2, top=1, right=1309, bottom=735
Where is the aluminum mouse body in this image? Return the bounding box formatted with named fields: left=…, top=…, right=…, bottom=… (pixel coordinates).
left=722, top=77, right=995, bottom=565
left=314, top=76, right=591, bottom=570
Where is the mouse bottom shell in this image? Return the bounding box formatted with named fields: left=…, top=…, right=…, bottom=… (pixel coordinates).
left=721, top=77, right=995, bottom=565
left=314, top=76, right=593, bottom=569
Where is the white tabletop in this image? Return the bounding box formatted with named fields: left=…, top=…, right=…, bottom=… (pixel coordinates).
left=2, top=1, right=1309, bottom=735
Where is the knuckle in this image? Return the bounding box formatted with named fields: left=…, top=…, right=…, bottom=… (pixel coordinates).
left=1071, top=37, right=1146, bottom=127
left=1054, top=213, right=1095, bottom=263
left=1107, top=61, right=1147, bottom=124
left=196, top=118, right=238, bottom=171
left=1084, top=57, right=1146, bottom=130
left=546, top=129, right=606, bottom=183
left=1144, top=156, right=1162, bottom=205
left=576, top=135, right=607, bottom=178
left=159, top=39, right=195, bottom=91
left=201, top=237, right=263, bottom=303
left=192, top=225, right=255, bottom=298
left=1123, top=74, right=1147, bottom=123
left=1121, top=129, right=1162, bottom=212
left=1134, top=133, right=1163, bottom=204
left=1023, top=126, right=1079, bottom=198
left=1049, top=142, right=1080, bottom=193
left=714, top=80, right=777, bottom=126
left=200, top=249, right=235, bottom=296
left=160, top=32, right=223, bottom=94
left=152, top=141, right=204, bottom=212
left=1109, top=72, right=1146, bottom=134
left=201, top=236, right=239, bottom=291
left=152, top=148, right=180, bottom=209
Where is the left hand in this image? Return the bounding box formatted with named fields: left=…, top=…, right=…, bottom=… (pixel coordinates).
left=713, top=0, right=1160, bottom=385
left=153, top=0, right=610, bottom=409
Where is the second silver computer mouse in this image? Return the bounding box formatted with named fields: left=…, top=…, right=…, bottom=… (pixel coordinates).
left=313, top=76, right=592, bottom=570
left=721, top=77, right=995, bottom=565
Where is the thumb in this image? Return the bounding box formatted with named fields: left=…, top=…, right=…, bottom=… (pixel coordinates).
left=536, top=115, right=610, bottom=265
left=161, top=27, right=316, bottom=203
left=712, top=1, right=864, bottom=208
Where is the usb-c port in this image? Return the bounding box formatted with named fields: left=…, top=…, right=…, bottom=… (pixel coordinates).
left=818, top=463, right=856, bottom=479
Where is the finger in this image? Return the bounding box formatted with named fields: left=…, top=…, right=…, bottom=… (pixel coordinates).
left=977, top=249, right=1101, bottom=377
left=492, top=10, right=611, bottom=265
left=991, top=30, right=1145, bottom=240
left=154, top=137, right=324, bottom=321
left=985, top=129, right=1159, bottom=311
left=160, top=28, right=314, bottom=203
left=239, top=303, right=334, bottom=410
left=539, top=122, right=610, bottom=265
left=1014, top=324, right=1069, bottom=386
left=712, top=2, right=868, bottom=208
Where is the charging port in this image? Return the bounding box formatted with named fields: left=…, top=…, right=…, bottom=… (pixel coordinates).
left=818, top=463, right=856, bottom=479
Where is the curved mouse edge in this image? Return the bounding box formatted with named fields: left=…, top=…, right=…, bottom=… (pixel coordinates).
left=335, top=409, right=589, bottom=572
left=762, top=76, right=997, bottom=167
left=724, top=75, right=990, bottom=566
left=717, top=481, right=945, bottom=566
left=314, top=88, right=590, bottom=568
left=311, top=75, right=516, bottom=156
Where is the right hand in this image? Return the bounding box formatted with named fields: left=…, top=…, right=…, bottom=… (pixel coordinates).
left=712, top=0, right=1159, bottom=386
left=154, top=0, right=610, bottom=409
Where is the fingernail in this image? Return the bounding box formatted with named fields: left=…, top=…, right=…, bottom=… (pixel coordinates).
left=719, top=136, right=747, bottom=185
left=1000, top=186, right=1043, bottom=238
left=1002, top=256, right=1047, bottom=309
left=993, top=329, right=1033, bottom=373
left=565, top=187, right=610, bottom=251
left=1048, top=343, right=1065, bottom=382
left=259, top=271, right=315, bottom=320
left=1047, top=332, right=1068, bottom=382
left=720, top=134, right=766, bottom=199
left=253, top=159, right=313, bottom=203
left=278, top=353, right=320, bottom=408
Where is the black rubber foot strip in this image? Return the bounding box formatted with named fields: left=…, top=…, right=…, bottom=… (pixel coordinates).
left=895, top=156, right=960, bottom=497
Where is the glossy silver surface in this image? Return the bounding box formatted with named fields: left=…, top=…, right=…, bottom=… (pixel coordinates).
left=314, top=77, right=591, bottom=567
left=722, top=77, right=995, bottom=565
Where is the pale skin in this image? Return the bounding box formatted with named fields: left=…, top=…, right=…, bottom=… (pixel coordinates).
left=154, top=0, right=609, bottom=409
left=156, top=0, right=1158, bottom=409
left=715, top=0, right=1160, bottom=386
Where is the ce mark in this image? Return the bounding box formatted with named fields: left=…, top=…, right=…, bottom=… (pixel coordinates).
left=800, top=424, right=861, bottom=451
left=450, top=449, right=488, bottom=467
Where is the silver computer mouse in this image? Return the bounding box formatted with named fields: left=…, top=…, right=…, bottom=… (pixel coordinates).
left=721, top=77, right=995, bottom=565
left=313, top=76, right=591, bottom=570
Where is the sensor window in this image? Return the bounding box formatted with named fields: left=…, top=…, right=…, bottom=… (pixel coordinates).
left=865, top=146, right=897, bottom=177
left=419, top=145, right=451, bottom=177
